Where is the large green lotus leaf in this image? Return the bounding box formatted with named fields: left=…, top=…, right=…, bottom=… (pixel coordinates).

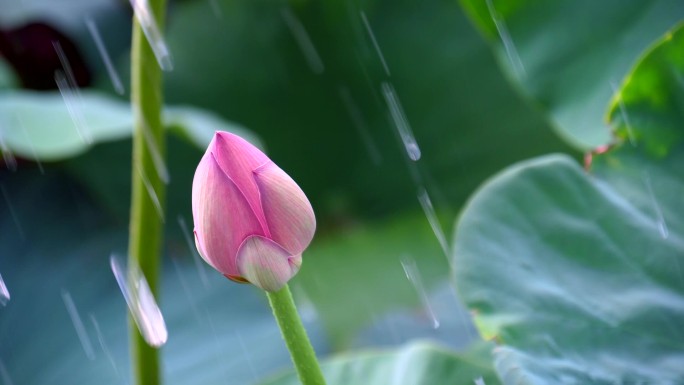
left=0, top=168, right=328, bottom=385
left=452, top=26, right=684, bottom=384
left=460, top=0, right=684, bottom=149
left=259, top=342, right=501, bottom=385
left=0, top=90, right=259, bottom=161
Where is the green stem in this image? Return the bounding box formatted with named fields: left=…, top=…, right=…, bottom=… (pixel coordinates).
left=128, top=0, right=167, bottom=385
left=267, top=285, right=327, bottom=385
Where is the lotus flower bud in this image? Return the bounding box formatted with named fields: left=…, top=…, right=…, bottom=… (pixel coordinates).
left=192, top=131, right=316, bottom=292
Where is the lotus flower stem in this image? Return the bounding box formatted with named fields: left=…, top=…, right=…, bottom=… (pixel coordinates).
left=267, top=284, right=327, bottom=385
left=128, top=0, right=167, bottom=384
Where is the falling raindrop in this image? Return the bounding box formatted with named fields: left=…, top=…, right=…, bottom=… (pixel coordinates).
left=129, top=0, right=173, bottom=71
left=610, top=81, right=636, bottom=146
left=0, top=358, right=14, bottom=385
left=14, top=116, right=44, bottom=174
left=0, top=183, right=24, bottom=240
left=110, top=254, right=168, bottom=348
left=390, top=344, right=411, bottom=385
left=55, top=70, right=92, bottom=144
left=417, top=188, right=450, bottom=259
left=84, top=16, right=125, bottom=95
left=90, top=314, right=126, bottom=383
left=53, top=41, right=92, bottom=143
left=61, top=290, right=96, bottom=360
left=177, top=215, right=210, bottom=289
left=360, top=11, right=391, bottom=77
left=207, top=0, right=223, bottom=19
left=485, top=0, right=526, bottom=79
left=281, top=7, right=324, bottom=74
left=642, top=171, right=669, bottom=239
left=171, top=257, right=202, bottom=323
left=53, top=41, right=81, bottom=90
left=0, top=273, right=9, bottom=306
left=137, top=116, right=170, bottom=184
left=291, top=283, right=318, bottom=323
left=338, top=86, right=382, bottom=165
left=401, top=256, right=440, bottom=329
left=236, top=332, right=259, bottom=382
left=137, top=166, right=165, bottom=221
left=0, top=125, right=17, bottom=172
left=381, top=82, right=421, bottom=161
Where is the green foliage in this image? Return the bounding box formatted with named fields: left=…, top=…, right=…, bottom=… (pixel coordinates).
left=157, top=0, right=573, bottom=220
left=453, top=24, right=684, bottom=384
left=260, top=342, right=501, bottom=385
left=460, top=0, right=684, bottom=149
left=296, top=212, right=451, bottom=349
left=0, top=90, right=259, bottom=161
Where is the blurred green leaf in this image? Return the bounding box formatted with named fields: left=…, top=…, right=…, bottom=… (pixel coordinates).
left=460, top=0, right=684, bottom=149
left=296, top=212, right=451, bottom=349
left=260, top=342, right=501, bottom=385
left=0, top=90, right=259, bottom=161
left=160, top=0, right=574, bottom=220
left=452, top=25, right=684, bottom=384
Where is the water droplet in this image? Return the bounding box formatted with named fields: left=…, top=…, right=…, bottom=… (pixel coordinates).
left=281, top=7, right=324, bottom=74
left=610, top=81, right=636, bottom=146
left=381, top=82, right=421, bottom=161
left=417, top=188, right=450, bottom=259
left=177, top=215, right=210, bottom=289
left=208, top=0, right=223, bottom=19
left=89, top=314, right=126, bottom=381
left=0, top=273, right=9, bottom=306
left=53, top=41, right=92, bottom=144
left=137, top=166, right=165, bottom=221
left=84, top=17, right=125, bottom=95
left=642, top=171, right=668, bottom=239
left=0, top=124, right=17, bottom=172
left=474, top=376, right=486, bottom=385
left=292, top=283, right=318, bottom=323
left=0, top=358, right=15, bottom=385
left=235, top=332, right=259, bottom=381
left=61, top=290, right=96, bottom=360
left=338, top=86, right=382, bottom=165
left=138, top=117, right=170, bottom=184
left=401, top=256, right=439, bottom=329
left=0, top=183, right=24, bottom=240
left=485, top=0, right=526, bottom=79
left=360, top=11, right=390, bottom=77
left=110, top=254, right=168, bottom=348
left=13, top=116, right=44, bottom=173
left=129, top=0, right=174, bottom=71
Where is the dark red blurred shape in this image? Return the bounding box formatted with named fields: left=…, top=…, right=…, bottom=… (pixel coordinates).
left=0, top=22, right=91, bottom=89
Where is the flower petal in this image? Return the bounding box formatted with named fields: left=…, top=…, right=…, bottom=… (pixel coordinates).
left=236, top=235, right=301, bottom=292
left=211, top=131, right=270, bottom=234
left=254, top=162, right=316, bottom=255
left=192, top=151, right=263, bottom=277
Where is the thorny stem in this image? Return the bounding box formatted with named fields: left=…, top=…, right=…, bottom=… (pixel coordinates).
left=267, top=284, right=327, bottom=385
left=127, top=0, right=167, bottom=384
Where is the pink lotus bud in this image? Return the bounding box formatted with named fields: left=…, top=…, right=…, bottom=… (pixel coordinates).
left=192, top=131, right=316, bottom=292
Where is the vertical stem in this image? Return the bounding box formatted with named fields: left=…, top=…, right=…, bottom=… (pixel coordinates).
left=128, top=0, right=167, bottom=385
left=267, top=285, right=327, bottom=385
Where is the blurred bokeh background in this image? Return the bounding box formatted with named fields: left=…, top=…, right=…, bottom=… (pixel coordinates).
left=1, top=0, right=682, bottom=384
